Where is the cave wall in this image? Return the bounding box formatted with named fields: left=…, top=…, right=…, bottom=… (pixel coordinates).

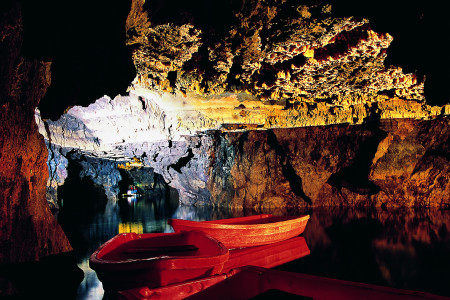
left=208, top=117, right=450, bottom=210
left=0, top=2, right=72, bottom=264
left=41, top=107, right=449, bottom=210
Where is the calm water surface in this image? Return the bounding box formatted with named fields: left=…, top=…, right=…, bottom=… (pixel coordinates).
left=57, top=193, right=450, bottom=299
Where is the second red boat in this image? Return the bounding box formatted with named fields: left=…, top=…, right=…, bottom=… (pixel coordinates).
left=168, top=214, right=310, bottom=249
left=89, top=231, right=229, bottom=291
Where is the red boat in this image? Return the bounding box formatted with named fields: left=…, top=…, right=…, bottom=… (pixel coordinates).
left=89, top=231, right=229, bottom=291
left=168, top=214, right=310, bottom=248
left=119, top=267, right=450, bottom=300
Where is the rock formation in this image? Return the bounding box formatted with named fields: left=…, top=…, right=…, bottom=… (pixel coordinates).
left=127, top=0, right=426, bottom=104
left=36, top=93, right=449, bottom=209
left=0, top=2, right=72, bottom=266
left=208, top=117, right=450, bottom=210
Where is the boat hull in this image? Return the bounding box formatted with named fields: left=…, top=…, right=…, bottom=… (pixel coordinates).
left=89, top=231, right=229, bottom=291
left=168, top=214, right=310, bottom=248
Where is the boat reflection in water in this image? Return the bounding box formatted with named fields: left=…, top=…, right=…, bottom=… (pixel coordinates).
left=118, top=233, right=449, bottom=300
left=123, top=265, right=448, bottom=300
left=118, top=236, right=311, bottom=300
left=125, top=194, right=138, bottom=204
left=92, top=213, right=312, bottom=298
left=223, top=236, right=310, bottom=273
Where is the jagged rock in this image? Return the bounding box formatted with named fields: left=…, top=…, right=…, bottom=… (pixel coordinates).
left=44, top=143, right=69, bottom=210
left=120, top=0, right=450, bottom=134
left=369, top=118, right=450, bottom=207
left=36, top=95, right=216, bottom=205
left=65, top=151, right=123, bottom=201
left=25, top=0, right=448, bottom=210
left=40, top=98, right=449, bottom=208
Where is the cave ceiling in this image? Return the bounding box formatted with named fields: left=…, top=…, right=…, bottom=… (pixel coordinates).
left=26, top=0, right=449, bottom=123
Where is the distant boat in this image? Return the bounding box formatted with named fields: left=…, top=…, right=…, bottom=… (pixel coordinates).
left=89, top=231, right=229, bottom=291
left=168, top=214, right=310, bottom=249
left=121, top=185, right=141, bottom=198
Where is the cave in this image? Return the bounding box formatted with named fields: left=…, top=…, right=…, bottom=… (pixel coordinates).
left=1, top=0, right=450, bottom=298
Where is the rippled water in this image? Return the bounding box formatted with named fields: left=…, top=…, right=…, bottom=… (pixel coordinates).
left=57, top=191, right=450, bottom=299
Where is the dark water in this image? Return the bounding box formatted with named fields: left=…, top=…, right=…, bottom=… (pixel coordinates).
left=57, top=192, right=450, bottom=299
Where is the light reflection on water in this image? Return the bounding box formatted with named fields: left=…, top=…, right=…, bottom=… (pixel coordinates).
left=58, top=194, right=450, bottom=299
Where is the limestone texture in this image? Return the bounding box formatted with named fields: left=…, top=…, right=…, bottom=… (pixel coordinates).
left=127, top=0, right=427, bottom=106
left=119, top=0, right=450, bottom=133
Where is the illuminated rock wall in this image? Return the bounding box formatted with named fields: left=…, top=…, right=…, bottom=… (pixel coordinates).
left=34, top=1, right=449, bottom=210
left=40, top=95, right=449, bottom=208
left=123, top=0, right=449, bottom=130
left=208, top=117, right=450, bottom=209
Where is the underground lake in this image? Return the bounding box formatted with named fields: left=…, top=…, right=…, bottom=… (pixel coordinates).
left=51, top=181, right=450, bottom=299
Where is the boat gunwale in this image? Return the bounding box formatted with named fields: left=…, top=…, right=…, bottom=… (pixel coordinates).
left=200, top=214, right=273, bottom=224
left=89, top=231, right=229, bottom=270
left=168, top=215, right=310, bottom=230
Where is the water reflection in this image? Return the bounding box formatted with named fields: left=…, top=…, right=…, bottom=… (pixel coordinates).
left=58, top=192, right=450, bottom=299
left=277, top=207, right=450, bottom=297
left=223, top=236, right=310, bottom=273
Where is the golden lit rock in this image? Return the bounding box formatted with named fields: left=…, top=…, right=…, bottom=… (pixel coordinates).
left=122, top=0, right=450, bottom=148
left=208, top=117, right=450, bottom=209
